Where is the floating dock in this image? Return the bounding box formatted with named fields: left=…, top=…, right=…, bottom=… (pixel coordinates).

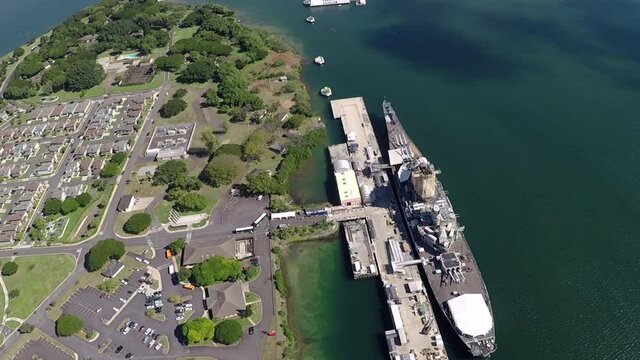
left=327, top=97, right=449, bottom=360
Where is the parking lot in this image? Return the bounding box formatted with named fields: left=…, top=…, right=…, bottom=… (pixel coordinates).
left=14, top=338, right=74, bottom=360
left=61, top=269, right=145, bottom=328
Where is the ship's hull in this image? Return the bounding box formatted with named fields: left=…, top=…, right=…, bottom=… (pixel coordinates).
left=383, top=100, right=496, bottom=357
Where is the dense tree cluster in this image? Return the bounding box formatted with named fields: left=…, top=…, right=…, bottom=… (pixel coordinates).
left=174, top=192, right=207, bottom=212
left=56, top=314, right=84, bottom=337
left=159, top=98, right=187, bottom=118
left=123, top=213, right=151, bottom=234
left=181, top=317, right=215, bottom=345
left=177, top=59, right=216, bottom=84
left=202, top=154, right=243, bottom=187
left=155, top=54, right=184, bottom=72
left=190, top=255, right=242, bottom=286
left=86, top=238, right=125, bottom=272
left=100, top=153, right=127, bottom=178
left=3, top=0, right=182, bottom=99
left=41, top=192, right=92, bottom=217
left=241, top=131, right=267, bottom=161
left=214, top=319, right=243, bottom=345
left=214, top=62, right=263, bottom=110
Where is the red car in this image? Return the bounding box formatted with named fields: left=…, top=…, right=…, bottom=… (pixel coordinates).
left=267, top=330, right=276, bottom=337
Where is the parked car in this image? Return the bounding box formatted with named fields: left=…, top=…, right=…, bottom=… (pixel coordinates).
left=115, top=346, right=123, bottom=354
left=122, top=327, right=130, bottom=335
left=125, top=353, right=134, bottom=360
left=249, top=327, right=254, bottom=335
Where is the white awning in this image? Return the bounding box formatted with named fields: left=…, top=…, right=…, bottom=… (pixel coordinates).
left=445, top=293, right=493, bottom=337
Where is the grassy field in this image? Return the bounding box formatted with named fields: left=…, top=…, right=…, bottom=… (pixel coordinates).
left=2, top=254, right=75, bottom=319
left=5, top=319, right=20, bottom=329
left=58, top=184, right=112, bottom=244
left=173, top=26, right=199, bottom=44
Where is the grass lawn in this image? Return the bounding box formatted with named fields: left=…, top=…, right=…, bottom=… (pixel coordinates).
left=5, top=319, right=20, bottom=329
left=245, top=291, right=260, bottom=304
left=58, top=184, right=113, bottom=244
left=153, top=200, right=173, bottom=224
left=22, top=85, right=106, bottom=106
left=2, top=254, right=75, bottom=319
left=173, top=26, right=199, bottom=44
left=158, top=335, right=170, bottom=355
left=220, top=122, right=257, bottom=145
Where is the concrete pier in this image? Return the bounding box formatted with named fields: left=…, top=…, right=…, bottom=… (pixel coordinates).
left=327, top=97, right=448, bottom=360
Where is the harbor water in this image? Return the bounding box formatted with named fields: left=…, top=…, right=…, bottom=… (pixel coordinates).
left=4, top=0, right=640, bottom=359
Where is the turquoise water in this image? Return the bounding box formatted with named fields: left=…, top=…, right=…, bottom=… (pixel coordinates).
left=5, top=0, right=640, bottom=359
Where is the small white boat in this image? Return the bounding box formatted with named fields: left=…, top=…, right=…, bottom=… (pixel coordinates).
left=303, top=0, right=311, bottom=5
left=320, top=86, right=332, bottom=97
left=314, top=56, right=325, bottom=65
left=306, top=16, right=316, bottom=23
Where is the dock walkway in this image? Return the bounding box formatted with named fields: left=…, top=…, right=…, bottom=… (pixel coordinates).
left=328, top=97, right=448, bottom=360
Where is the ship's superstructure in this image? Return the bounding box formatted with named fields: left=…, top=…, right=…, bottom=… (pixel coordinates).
left=383, top=100, right=497, bottom=357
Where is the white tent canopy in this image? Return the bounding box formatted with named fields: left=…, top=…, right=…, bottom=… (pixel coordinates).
left=445, top=293, right=493, bottom=337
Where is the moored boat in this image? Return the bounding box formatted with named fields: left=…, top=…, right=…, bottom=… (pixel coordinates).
left=320, top=86, right=332, bottom=97
left=306, top=16, right=316, bottom=23
left=314, top=56, right=325, bottom=65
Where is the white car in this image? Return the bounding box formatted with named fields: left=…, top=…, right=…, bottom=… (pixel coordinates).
left=143, top=259, right=150, bottom=265
left=144, top=328, right=152, bottom=336
left=154, top=343, right=162, bottom=351
left=135, top=257, right=142, bottom=262
left=148, top=339, right=156, bottom=348
left=122, top=327, right=130, bottom=335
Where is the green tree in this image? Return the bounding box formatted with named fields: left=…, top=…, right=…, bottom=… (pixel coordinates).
left=18, top=323, right=34, bottom=334
left=110, top=152, right=127, bottom=165
left=86, top=239, right=125, bottom=272
left=97, top=278, right=119, bottom=293
left=65, top=59, right=105, bottom=92
left=100, top=163, right=120, bottom=178
left=155, top=54, right=184, bottom=72
left=214, top=319, right=242, bottom=345
left=190, top=255, right=242, bottom=286
left=174, top=192, right=207, bottom=212
left=173, top=88, right=188, bottom=99
left=201, top=129, right=219, bottom=156
left=202, top=154, right=243, bottom=187
left=8, top=289, right=20, bottom=299
left=154, top=160, right=187, bottom=185
left=166, top=188, right=187, bottom=201
left=4, top=79, right=38, bottom=100
left=181, top=317, right=215, bottom=345
left=56, top=314, right=83, bottom=337
left=172, top=175, right=202, bottom=191
left=2, top=262, right=18, bottom=276
left=159, top=98, right=187, bottom=118
left=167, top=239, right=187, bottom=254
left=41, top=66, right=67, bottom=92
left=178, top=59, right=215, bottom=83
left=43, top=198, right=63, bottom=215
left=241, top=131, right=267, bottom=161
left=283, top=114, right=305, bottom=130
left=12, top=47, right=25, bottom=58
left=246, top=171, right=282, bottom=195
left=60, top=198, right=79, bottom=215
left=123, top=213, right=151, bottom=234
left=75, top=193, right=92, bottom=207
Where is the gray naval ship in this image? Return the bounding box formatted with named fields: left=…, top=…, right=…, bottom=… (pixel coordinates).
left=383, top=100, right=496, bottom=357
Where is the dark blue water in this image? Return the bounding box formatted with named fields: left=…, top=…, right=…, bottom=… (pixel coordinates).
left=6, top=0, right=640, bottom=359
left=0, top=0, right=97, bottom=55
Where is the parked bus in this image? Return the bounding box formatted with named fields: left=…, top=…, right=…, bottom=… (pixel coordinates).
left=168, top=265, right=175, bottom=275
left=253, top=212, right=267, bottom=227
left=234, top=226, right=254, bottom=234
left=305, top=208, right=328, bottom=216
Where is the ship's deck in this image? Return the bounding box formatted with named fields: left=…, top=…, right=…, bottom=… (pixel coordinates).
left=383, top=101, right=496, bottom=356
